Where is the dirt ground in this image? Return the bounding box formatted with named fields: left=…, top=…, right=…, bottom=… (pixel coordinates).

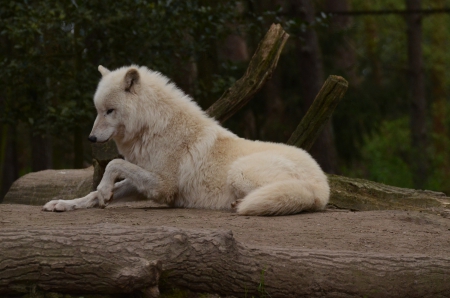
left=1, top=202, right=449, bottom=257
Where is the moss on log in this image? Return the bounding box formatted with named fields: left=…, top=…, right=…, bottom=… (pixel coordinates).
left=329, top=174, right=450, bottom=213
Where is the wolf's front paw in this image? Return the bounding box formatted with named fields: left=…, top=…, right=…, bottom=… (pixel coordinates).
left=97, top=183, right=114, bottom=208
left=42, top=200, right=75, bottom=212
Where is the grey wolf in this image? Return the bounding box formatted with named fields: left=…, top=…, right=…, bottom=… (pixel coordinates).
left=43, top=65, right=329, bottom=215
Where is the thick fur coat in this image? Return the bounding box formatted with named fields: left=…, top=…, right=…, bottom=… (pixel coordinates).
left=43, top=65, right=330, bottom=215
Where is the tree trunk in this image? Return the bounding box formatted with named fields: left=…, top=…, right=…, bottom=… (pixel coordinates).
left=429, top=0, right=449, bottom=194
left=325, top=0, right=360, bottom=86
left=260, top=69, right=287, bottom=142
left=406, top=0, right=428, bottom=189
left=73, top=126, right=84, bottom=169
left=31, top=133, right=53, bottom=172
left=1, top=224, right=449, bottom=297
left=291, top=0, right=339, bottom=173
left=0, top=125, right=19, bottom=202
left=73, top=23, right=85, bottom=169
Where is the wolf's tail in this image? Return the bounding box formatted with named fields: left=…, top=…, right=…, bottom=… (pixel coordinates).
left=236, top=180, right=329, bottom=216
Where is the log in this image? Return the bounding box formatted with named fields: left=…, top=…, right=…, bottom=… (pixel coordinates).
left=1, top=224, right=449, bottom=298
left=4, top=166, right=449, bottom=214
left=206, top=23, right=289, bottom=123
left=0, top=224, right=162, bottom=297
left=287, top=75, right=348, bottom=150
left=2, top=167, right=93, bottom=205
left=329, top=174, right=450, bottom=213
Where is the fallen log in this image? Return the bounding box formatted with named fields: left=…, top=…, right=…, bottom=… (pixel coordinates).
left=329, top=174, right=450, bottom=213
left=4, top=162, right=450, bottom=214
left=1, top=224, right=449, bottom=298
left=0, top=224, right=161, bottom=297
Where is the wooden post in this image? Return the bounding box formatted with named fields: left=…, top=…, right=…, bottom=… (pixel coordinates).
left=206, top=23, right=289, bottom=123
left=287, top=75, right=348, bottom=150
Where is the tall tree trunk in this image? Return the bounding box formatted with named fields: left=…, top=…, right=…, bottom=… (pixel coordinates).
left=260, top=70, right=287, bottom=142
left=429, top=0, right=449, bottom=194
left=253, top=1, right=290, bottom=143
left=73, top=126, right=84, bottom=169
left=325, top=0, right=359, bottom=86
left=31, top=133, right=52, bottom=172
left=73, top=23, right=85, bottom=169
left=292, top=0, right=338, bottom=173
left=362, top=2, right=383, bottom=86
left=406, top=0, right=428, bottom=189
left=0, top=125, right=19, bottom=202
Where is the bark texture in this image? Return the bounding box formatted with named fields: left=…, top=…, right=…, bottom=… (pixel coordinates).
left=0, top=224, right=161, bottom=296
left=206, top=23, right=289, bottom=123
left=329, top=174, right=450, bottom=212
left=1, top=224, right=449, bottom=298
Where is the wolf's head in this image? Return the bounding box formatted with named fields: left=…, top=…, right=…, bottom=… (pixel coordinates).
left=88, top=65, right=142, bottom=143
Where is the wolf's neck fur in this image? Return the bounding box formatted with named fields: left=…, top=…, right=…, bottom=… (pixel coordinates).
left=114, top=68, right=235, bottom=165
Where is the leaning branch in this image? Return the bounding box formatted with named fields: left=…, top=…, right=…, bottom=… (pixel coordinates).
left=286, top=75, right=348, bottom=150
left=206, top=23, right=289, bottom=123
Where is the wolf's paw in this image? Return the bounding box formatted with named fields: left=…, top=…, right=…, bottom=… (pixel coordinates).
left=97, top=183, right=114, bottom=208
left=42, top=200, right=75, bottom=212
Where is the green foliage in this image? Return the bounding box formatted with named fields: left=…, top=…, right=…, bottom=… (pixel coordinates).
left=257, top=268, right=270, bottom=298
left=344, top=114, right=450, bottom=194
left=345, top=117, right=415, bottom=188
left=0, top=0, right=247, bottom=136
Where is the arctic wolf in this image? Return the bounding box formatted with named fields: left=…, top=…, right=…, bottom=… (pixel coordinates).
left=43, top=65, right=329, bottom=215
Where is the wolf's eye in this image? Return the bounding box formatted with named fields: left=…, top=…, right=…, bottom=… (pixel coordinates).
left=106, top=109, right=114, bottom=115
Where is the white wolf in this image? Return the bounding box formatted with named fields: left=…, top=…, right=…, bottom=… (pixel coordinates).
left=43, top=65, right=329, bottom=215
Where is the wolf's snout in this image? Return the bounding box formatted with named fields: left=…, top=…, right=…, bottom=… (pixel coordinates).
left=88, top=135, right=97, bottom=143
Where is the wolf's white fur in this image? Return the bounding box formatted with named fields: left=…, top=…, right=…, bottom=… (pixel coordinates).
left=43, top=65, right=330, bottom=216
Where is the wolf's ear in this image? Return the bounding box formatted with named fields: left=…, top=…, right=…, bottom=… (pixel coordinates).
left=98, top=65, right=111, bottom=77
left=124, top=68, right=140, bottom=93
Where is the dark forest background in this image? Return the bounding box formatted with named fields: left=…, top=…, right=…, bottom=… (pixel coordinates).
left=1, top=0, right=449, bottom=201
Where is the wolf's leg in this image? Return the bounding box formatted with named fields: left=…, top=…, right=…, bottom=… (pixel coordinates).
left=96, top=159, right=172, bottom=207
left=42, top=191, right=100, bottom=212
left=42, top=179, right=137, bottom=212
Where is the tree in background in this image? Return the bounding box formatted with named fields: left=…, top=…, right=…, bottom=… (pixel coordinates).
left=1, top=0, right=450, bottom=200
left=291, top=0, right=338, bottom=174
left=406, top=0, right=428, bottom=189
left=332, top=0, right=450, bottom=193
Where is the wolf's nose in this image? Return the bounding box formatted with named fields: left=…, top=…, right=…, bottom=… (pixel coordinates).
left=88, top=135, right=97, bottom=143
